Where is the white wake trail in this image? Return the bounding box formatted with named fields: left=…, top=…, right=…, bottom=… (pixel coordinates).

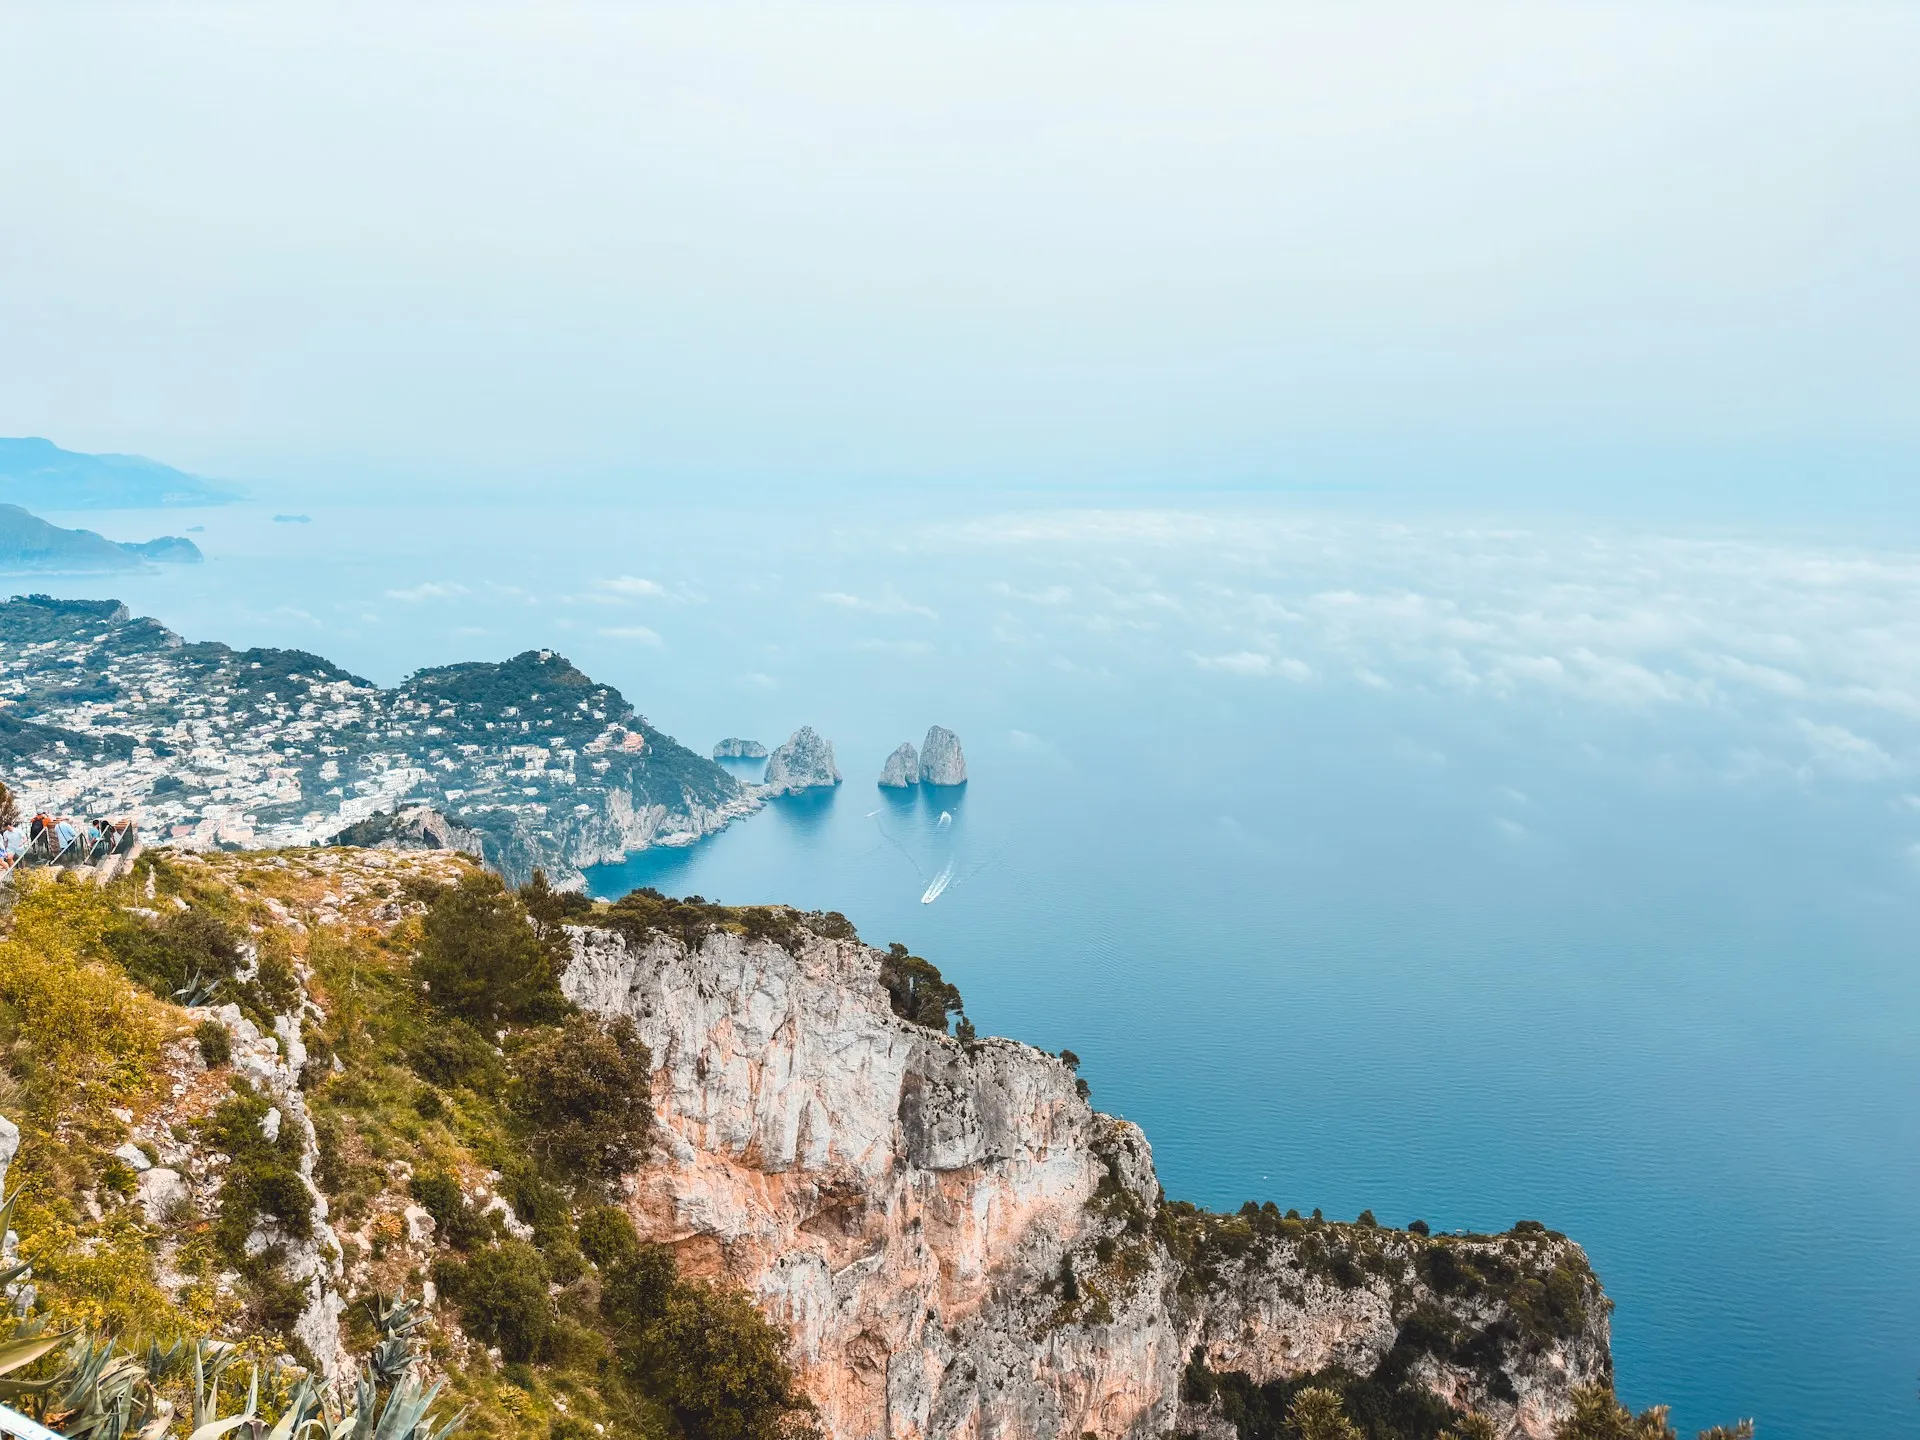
left=920, top=859, right=955, bottom=904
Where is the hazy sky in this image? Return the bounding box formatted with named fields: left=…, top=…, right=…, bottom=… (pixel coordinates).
left=3, top=3, right=1916, bottom=510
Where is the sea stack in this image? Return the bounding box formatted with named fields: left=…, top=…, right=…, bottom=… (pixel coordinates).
left=712, top=737, right=769, bottom=760
left=878, top=742, right=920, bottom=787
left=763, top=726, right=841, bottom=794
left=921, top=725, right=967, bottom=785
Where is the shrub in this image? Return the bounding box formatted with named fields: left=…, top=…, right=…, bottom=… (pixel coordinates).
left=510, top=1013, right=652, bottom=1186
left=202, top=1083, right=311, bottom=1262
left=1290, top=1388, right=1363, bottom=1440
left=577, top=1204, right=642, bottom=1270
left=414, top=871, right=567, bottom=1025
left=406, top=1015, right=502, bottom=1089
left=0, top=874, right=161, bottom=1129
left=878, top=944, right=963, bottom=1033
left=196, top=1017, right=232, bottom=1068
left=439, top=1239, right=554, bottom=1362
left=806, top=911, right=858, bottom=941
left=410, top=1168, right=490, bottom=1251
left=602, top=1243, right=816, bottom=1440
left=1408, top=1219, right=1430, bottom=1237
left=107, top=906, right=245, bottom=1005
left=244, top=931, right=302, bottom=1018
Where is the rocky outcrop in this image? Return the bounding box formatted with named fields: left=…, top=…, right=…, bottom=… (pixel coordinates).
left=331, top=804, right=486, bottom=859
left=921, top=726, right=967, bottom=785
left=0, top=1109, right=20, bottom=1311
left=762, top=727, right=842, bottom=795
left=561, top=923, right=1608, bottom=1440
left=878, top=742, right=920, bottom=788
left=714, top=738, right=770, bottom=760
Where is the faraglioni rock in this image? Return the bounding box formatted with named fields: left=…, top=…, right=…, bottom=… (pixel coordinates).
left=921, top=724, right=967, bottom=784
left=878, top=741, right=920, bottom=787
left=762, top=726, right=842, bottom=794
left=560, top=915, right=1612, bottom=1440
left=712, top=737, right=769, bottom=759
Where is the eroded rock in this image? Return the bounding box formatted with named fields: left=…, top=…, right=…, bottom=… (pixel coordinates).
left=878, top=742, right=920, bottom=787
left=762, top=727, right=842, bottom=795
left=921, top=726, right=967, bottom=785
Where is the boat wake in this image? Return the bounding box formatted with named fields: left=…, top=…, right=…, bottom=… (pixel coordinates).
left=920, top=860, right=955, bottom=905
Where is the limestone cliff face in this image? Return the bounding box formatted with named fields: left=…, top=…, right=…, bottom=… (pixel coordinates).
left=715, top=738, right=770, bottom=760
left=763, top=727, right=843, bottom=795
left=879, top=743, right=920, bottom=788
left=561, top=925, right=1608, bottom=1440
left=921, top=727, right=967, bottom=786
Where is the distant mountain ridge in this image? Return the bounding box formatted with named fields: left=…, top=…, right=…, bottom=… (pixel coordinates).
left=0, top=436, right=240, bottom=509
left=0, top=503, right=203, bottom=571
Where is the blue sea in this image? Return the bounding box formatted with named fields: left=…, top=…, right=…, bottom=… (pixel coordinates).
left=49, top=492, right=1920, bottom=1439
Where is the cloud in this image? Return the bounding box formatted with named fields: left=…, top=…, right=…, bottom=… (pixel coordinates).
left=1797, top=720, right=1897, bottom=780
left=818, top=589, right=938, bottom=620
left=385, top=582, right=470, bottom=602
left=596, top=576, right=667, bottom=598
left=598, top=626, right=662, bottom=645
left=1193, top=651, right=1311, bottom=680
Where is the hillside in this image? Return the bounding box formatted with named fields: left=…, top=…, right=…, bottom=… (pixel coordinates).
left=0, top=503, right=203, bottom=572
left=0, top=437, right=240, bottom=509
left=0, top=848, right=1719, bottom=1440
left=0, top=594, right=752, bottom=884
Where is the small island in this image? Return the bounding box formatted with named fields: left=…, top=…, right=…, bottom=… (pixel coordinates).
left=713, top=737, right=769, bottom=760
left=921, top=724, right=967, bottom=785
left=878, top=741, right=920, bottom=787
left=763, top=726, right=841, bottom=794
left=0, top=503, right=203, bottom=572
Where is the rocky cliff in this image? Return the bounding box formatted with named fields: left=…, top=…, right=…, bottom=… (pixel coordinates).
left=879, top=742, right=920, bottom=788
left=763, top=726, right=843, bottom=795
left=921, top=726, right=967, bottom=786
left=715, top=738, right=771, bottom=760
left=561, top=922, right=1609, bottom=1440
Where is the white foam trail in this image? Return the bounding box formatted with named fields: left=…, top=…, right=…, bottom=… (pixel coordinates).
left=937, top=810, right=952, bottom=830
left=865, top=808, right=881, bottom=817
left=920, top=859, right=954, bottom=904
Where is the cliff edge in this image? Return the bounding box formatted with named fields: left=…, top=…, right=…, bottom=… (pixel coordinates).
left=561, top=921, right=1610, bottom=1440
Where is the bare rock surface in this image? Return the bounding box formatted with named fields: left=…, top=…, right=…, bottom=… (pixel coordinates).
left=763, top=726, right=842, bottom=795
left=714, top=738, right=770, bottom=759
left=0, top=1111, right=17, bottom=1196
left=921, top=726, right=967, bottom=785
left=878, top=742, right=920, bottom=787
left=561, top=921, right=1608, bottom=1440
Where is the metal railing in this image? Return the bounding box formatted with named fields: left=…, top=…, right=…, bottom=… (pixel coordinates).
left=0, top=1403, right=64, bottom=1440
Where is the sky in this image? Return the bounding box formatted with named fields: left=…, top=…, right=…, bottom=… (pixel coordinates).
left=2, top=2, right=1917, bottom=518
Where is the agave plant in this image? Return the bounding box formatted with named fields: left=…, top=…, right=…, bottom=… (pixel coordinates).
left=172, top=973, right=220, bottom=1011
left=0, top=1192, right=464, bottom=1440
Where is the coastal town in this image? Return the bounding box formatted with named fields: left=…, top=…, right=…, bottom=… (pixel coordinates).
left=0, top=593, right=752, bottom=884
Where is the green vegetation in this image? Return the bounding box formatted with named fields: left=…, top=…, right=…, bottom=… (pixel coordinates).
left=879, top=943, right=966, bottom=1034
left=0, top=851, right=818, bottom=1440
left=413, top=870, right=568, bottom=1025
left=509, top=1012, right=652, bottom=1187
left=596, top=1208, right=817, bottom=1440
left=200, top=1083, right=311, bottom=1261
left=1551, top=1385, right=1752, bottom=1440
